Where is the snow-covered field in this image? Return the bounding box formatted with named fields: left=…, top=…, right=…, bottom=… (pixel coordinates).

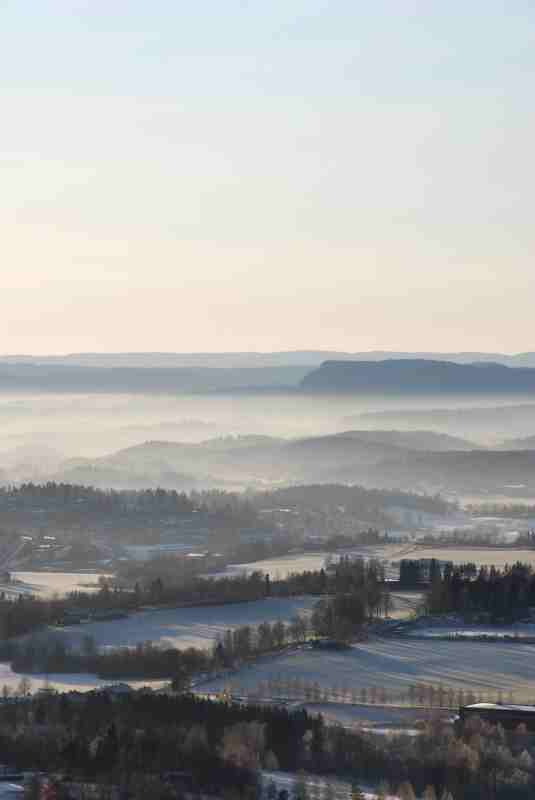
left=0, top=661, right=165, bottom=695
left=199, top=637, right=535, bottom=703
left=212, top=545, right=407, bottom=581
left=298, top=701, right=450, bottom=730
left=51, top=596, right=316, bottom=651
left=9, top=571, right=110, bottom=598
left=411, top=623, right=535, bottom=640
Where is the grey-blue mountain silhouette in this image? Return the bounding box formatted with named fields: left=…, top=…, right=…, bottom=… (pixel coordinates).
left=301, top=359, right=535, bottom=394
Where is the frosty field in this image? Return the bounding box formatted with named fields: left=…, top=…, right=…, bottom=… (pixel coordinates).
left=0, top=661, right=165, bottom=695
left=214, top=544, right=407, bottom=581
left=1, top=597, right=316, bottom=695
left=199, top=636, right=535, bottom=703
left=9, top=571, right=111, bottom=598
left=52, top=595, right=317, bottom=651
left=298, top=701, right=449, bottom=730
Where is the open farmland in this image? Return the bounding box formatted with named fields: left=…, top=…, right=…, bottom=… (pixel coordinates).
left=214, top=544, right=409, bottom=581
left=10, top=571, right=109, bottom=597
left=199, top=637, right=535, bottom=703
left=51, top=596, right=316, bottom=651
left=0, top=662, right=165, bottom=695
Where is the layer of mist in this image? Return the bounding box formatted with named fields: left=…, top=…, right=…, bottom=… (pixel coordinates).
left=0, top=389, right=534, bottom=501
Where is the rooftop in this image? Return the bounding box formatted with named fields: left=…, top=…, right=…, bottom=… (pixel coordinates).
left=465, top=703, right=535, bottom=714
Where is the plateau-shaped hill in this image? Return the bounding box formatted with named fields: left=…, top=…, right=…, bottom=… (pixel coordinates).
left=301, top=359, right=535, bottom=394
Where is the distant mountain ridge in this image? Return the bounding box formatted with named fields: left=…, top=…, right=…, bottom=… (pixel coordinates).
left=301, top=359, right=535, bottom=394
left=0, top=363, right=308, bottom=394
left=2, top=350, right=535, bottom=368
left=1, top=355, right=535, bottom=395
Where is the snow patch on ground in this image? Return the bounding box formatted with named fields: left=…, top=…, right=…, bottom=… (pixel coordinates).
left=51, top=596, right=317, bottom=651
left=199, top=636, right=535, bottom=702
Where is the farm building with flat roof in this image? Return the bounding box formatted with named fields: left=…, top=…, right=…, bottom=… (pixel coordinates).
left=460, top=703, right=535, bottom=731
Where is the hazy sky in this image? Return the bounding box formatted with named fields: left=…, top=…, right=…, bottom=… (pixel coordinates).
left=2, top=1, right=534, bottom=354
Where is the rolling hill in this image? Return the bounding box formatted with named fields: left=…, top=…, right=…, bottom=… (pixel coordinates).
left=48, top=430, right=534, bottom=497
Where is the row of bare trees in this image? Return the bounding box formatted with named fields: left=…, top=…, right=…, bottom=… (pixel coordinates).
left=231, top=677, right=516, bottom=710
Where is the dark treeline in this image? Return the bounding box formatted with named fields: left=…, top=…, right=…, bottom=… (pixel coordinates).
left=0, top=481, right=450, bottom=528
left=117, top=528, right=389, bottom=588
left=2, top=690, right=535, bottom=799
left=426, top=561, right=535, bottom=620
left=309, top=557, right=388, bottom=641
left=3, top=637, right=210, bottom=683
left=400, top=559, right=476, bottom=586
left=0, top=482, right=257, bottom=526
left=253, top=483, right=453, bottom=515
left=0, top=555, right=389, bottom=644
left=400, top=559, right=431, bottom=586
left=0, top=594, right=64, bottom=640
left=2, top=615, right=310, bottom=679
left=0, top=575, right=276, bottom=641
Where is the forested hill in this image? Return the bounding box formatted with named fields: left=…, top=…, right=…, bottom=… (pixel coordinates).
left=45, top=431, right=535, bottom=494
left=54, top=431, right=474, bottom=490
left=301, top=359, right=535, bottom=394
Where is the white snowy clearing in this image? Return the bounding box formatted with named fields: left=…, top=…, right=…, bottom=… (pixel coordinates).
left=297, top=702, right=450, bottom=731
left=9, top=571, right=111, bottom=597
left=52, top=596, right=316, bottom=651
left=199, top=637, right=535, bottom=703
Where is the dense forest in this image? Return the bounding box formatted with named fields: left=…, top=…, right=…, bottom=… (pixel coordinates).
left=3, top=689, right=535, bottom=799
left=0, top=553, right=391, bottom=647
left=2, top=615, right=306, bottom=679
left=253, top=484, right=453, bottom=515
left=1, top=559, right=389, bottom=679
left=426, top=561, right=535, bottom=620
left=0, top=480, right=451, bottom=526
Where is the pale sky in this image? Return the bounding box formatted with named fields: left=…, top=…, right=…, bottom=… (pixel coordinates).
left=2, top=1, right=534, bottom=354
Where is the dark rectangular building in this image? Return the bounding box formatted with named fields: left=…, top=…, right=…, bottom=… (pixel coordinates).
left=460, top=703, right=535, bottom=731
